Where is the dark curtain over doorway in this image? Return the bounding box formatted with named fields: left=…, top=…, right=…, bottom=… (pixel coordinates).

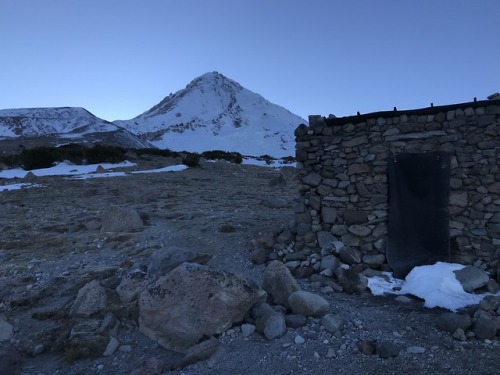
left=387, top=152, right=451, bottom=278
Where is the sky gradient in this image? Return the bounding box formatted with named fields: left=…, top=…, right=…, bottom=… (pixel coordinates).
left=1, top=0, right=499, bottom=122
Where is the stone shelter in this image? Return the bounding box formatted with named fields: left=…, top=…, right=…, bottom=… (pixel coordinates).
left=294, top=98, right=500, bottom=275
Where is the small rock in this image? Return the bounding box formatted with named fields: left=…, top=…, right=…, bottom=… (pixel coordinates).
left=0, top=320, right=14, bottom=342
left=453, top=266, right=490, bottom=292
left=69, top=279, right=107, bottom=318
left=452, top=328, right=467, bottom=341
left=288, top=291, right=329, bottom=316
left=250, top=248, right=269, bottom=265
left=101, top=206, right=144, bottom=233
left=285, top=314, right=307, bottom=328
left=174, top=337, right=220, bottom=370
left=33, top=344, right=45, bottom=356
left=263, top=260, right=301, bottom=307
left=322, top=314, right=344, bottom=334
left=406, top=346, right=425, bottom=354
left=119, top=345, right=132, bottom=352
left=376, top=341, right=400, bottom=358
left=436, top=313, right=472, bottom=333
left=294, top=335, right=305, bottom=345
left=0, top=347, right=22, bottom=375
left=359, top=340, right=376, bottom=355
left=103, top=336, right=120, bottom=356
left=326, top=348, right=336, bottom=358
left=130, top=357, right=164, bottom=375
left=240, top=324, right=256, bottom=338
left=472, top=318, right=498, bottom=340
left=261, top=313, right=287, bottom=340
left=395, top=295, right=413, bottom=303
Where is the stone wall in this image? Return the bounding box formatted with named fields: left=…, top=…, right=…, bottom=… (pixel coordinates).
left=294, top=100, right=500, bottom=271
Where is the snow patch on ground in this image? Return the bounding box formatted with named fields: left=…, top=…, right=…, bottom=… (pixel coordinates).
left=368, top=262, right=497, bottom=312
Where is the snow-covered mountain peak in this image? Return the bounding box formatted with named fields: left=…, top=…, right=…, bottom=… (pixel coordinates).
left=116, top=72, right=306, bottom=157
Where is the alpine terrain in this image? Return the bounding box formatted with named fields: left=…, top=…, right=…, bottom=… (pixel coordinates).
left=0, top=107, right=151, bottom=152
left=115, top=72, right=307, bottom=157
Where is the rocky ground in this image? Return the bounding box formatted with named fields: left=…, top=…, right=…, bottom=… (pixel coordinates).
left=0, top=157, right=498, bottom=375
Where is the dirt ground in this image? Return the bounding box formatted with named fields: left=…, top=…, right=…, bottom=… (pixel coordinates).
left=0, top=159, right=498, bottom=374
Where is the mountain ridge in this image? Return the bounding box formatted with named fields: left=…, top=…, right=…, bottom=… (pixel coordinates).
left=1, top=72, right=306, bottom=157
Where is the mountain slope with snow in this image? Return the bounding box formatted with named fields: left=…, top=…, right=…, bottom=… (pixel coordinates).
left=0, top=107, right=119, bottom=137
left=0, top=107, right=152, bottom=149
left=115, top=72, right=307, bottom=157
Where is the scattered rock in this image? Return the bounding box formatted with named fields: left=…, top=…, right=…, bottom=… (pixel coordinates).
left=174, top=337, right=220, bottom=370
left=0, top=319, right=14, bottom=342
left=103, top=336, right=120, bottom=356
left=0, top=347, right=22, bottom=375
left=362, top=254, right=386, bottom=268
left=138, top=262, right=266, bottom=352
left=250, top=248, right=270, bottom=265
left=116, top=270, right=155, bottom=303
left=240, top=324, right=256, bottom=338
left=406, top=346, right=426, bottom=354
left=146, top=247, right=211, bottom=278
left=358, top=340, right=376, bottom=355
left=322, top=313, right=344, bottom=334
left=285, top=314, right=307, bottom=328
left=452, top=328, right=467, bottom=341
left=69, top=279, right=107, bottom=318
left=436, top=313, right=472, bottom=333
left=256, top=313, right=286, bottom=340
left=339, top=247, right=362, bottom=264
left=294, top=335, right=305, bottom=345
left=334, top=267, right=368, bottom=295
left=472, top=317, right=498, bottom=340
left=376, top=341, right=400, bottom=358
left=100, top=206, right=144, bottom=233
left=288, top=291, right=329, bottom=316
left=453, top=266, right=490, bottom=292
left=262, top=260, right=301, bottom=307
left=130, top=357, right=165, bottom=375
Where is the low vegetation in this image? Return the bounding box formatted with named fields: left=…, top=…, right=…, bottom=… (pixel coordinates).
left=0, top=144, right=257, bottom=170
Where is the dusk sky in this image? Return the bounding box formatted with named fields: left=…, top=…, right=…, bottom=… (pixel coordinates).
left=1, top=0, right=499, bottom=122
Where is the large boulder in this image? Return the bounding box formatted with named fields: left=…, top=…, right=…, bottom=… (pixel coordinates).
left=138, top=263, right=266, bottom=352
left=262, top=260, right=301, bottom=307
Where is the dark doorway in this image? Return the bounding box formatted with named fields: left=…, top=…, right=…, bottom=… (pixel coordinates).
left=386, top=152, right=451, bottom=278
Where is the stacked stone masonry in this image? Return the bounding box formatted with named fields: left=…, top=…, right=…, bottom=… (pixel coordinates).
left=294, top=100, right=500, bottom=269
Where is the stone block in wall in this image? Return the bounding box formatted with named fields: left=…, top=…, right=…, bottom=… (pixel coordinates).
left=343, top=210, right=368, bottom=225
left=342, top=135, right=368, bottom=148
left=341, top=233, right=360, bottom=247
left=485, top=105, right=500, bottom=114
left=296, top=223, right=312, bottom=236
left=450, top=191, right=469, bottom=207
left=487, top=182, right=500, bottom=194
left=302, top=172, right=322, bottom=187
left=477, top=115, right=496, bottom=127
left=347, top=163, right=370, bottom=175
left=372, top=223, right=387, bottom=238
left=317, top=184, right=334, bottom=196
left=330, top=225, right=348, bottom=236
left=348, top=225, right=372, bottom=237
left=317, top=231, right=336, bottom=248
left=321, top=207, right=337, bottom=224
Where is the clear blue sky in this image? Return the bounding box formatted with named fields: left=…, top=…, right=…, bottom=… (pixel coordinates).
left=1, top=0, right=499, bottom=121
